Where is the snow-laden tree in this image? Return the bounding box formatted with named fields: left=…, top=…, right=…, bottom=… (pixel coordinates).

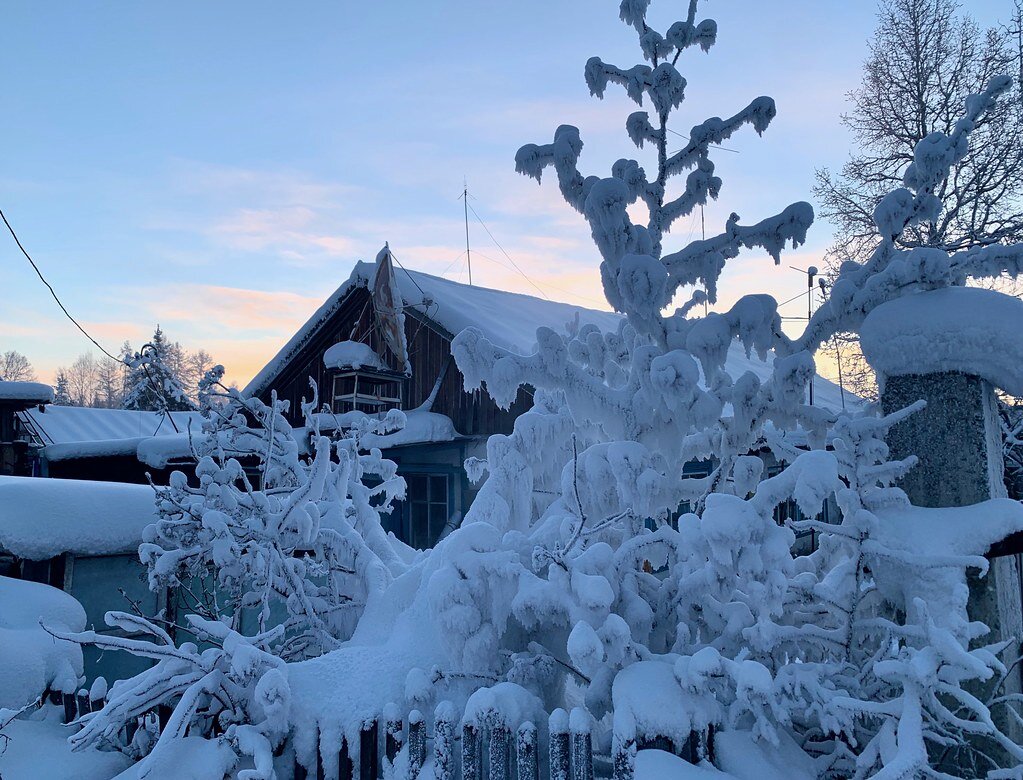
left=143, top=370, right=406, bottom=657
left=816, top=0, right=1023, bottom=261
left=45, top=3, right=1023, bottom=777
left=50, top=370, right=410, bottom=775
left=122, top=326, right=197, bottom=413
left=442, top=1, right=1023, bottom=776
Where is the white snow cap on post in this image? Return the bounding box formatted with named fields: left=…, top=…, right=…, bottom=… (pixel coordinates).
left=860, top=286, right=1023, bottom=395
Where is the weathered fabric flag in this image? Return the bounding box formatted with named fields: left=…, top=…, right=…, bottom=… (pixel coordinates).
left=372, top=244, right=411, bottom=375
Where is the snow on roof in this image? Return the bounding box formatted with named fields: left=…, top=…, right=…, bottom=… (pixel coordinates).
left=0, top=380, right=54, bottom=404
left=0, top=475, right=158, bottom=559
left=19, top=405, right=204, bottom=462
left=861, top=287, right=1023, bottom=395
left=323, top=340, right=388, bottom=371
left=304, top=409, right=460, bottom=450
left=244, top=260, right=854, bottom=413
left=244, top=261, right=623, bottom=397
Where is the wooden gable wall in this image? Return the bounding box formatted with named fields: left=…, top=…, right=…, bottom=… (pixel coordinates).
left=257, top=285, right=532, bottom=436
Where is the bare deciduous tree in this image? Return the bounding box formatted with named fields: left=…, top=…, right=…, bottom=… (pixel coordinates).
left=0, top=350, right=36, bottom=382
left=815, top=0, right=1023, bottom=398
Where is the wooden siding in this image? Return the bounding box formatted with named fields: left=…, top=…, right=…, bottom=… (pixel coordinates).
left=257, top=286, right=532, bottom=435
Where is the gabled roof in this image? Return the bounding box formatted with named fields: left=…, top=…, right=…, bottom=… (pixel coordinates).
left=243, top=261, right=622, bottom=397
left=243, top=259, right=856, bottom=414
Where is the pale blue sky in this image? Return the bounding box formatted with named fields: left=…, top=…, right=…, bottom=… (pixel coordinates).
left=0, top=0, right=1010, bottom=385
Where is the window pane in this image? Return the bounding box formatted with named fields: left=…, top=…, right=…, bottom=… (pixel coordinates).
left=429, top=503, right=448, bottom=546
left=429, top=475, right=447, bottom=502
left=406, top=475, right=427, bottom=503
left=410, top=503, right=429, bottom=549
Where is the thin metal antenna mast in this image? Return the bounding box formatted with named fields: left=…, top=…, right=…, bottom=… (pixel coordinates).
left=462, top=179, right=473, bottom=286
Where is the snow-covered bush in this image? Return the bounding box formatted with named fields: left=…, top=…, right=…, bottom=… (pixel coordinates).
left=49, top=370, right=411, bottom=775
left=140, top=370, right=406, bottom=659
left=47, top=614, right=288, bottom=780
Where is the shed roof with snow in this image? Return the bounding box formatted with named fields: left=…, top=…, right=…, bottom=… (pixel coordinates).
left=18, top=406, right=203, bottom=463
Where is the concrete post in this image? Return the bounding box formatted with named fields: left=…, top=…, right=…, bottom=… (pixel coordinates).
left=878, top=369, right=1023, bottom=752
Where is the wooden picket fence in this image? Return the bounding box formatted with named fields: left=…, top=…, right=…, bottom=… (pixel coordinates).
left=53, top=686, right=106, bottom=723
left=53, top=687, right=710, bottom=779
left=290, top=701, right=712, bottom=780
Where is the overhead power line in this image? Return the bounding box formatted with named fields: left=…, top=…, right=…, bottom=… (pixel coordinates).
left=464, top=200, right=551, bottom=301
left=1, top=208, right=196, bottom=421
left=0, top=208, right=123, bottom=364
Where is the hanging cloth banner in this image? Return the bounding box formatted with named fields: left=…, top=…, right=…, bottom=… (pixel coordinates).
left=372, top=244, right=412, bottom=375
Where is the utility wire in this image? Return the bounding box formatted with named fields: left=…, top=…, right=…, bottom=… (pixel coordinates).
left=469, top=249, right=608, bottom=307
left=666, top=126, right=740, bottom=153
left=2, top=207, right=196, bottom=420
left=387, top=248, right=428, bottom=300
left=464, top=201, right=551, bottom=301
left=1, top=208, right=123, bottom=364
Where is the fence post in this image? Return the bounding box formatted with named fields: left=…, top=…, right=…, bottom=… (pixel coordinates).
left=462, top=723, right=481, bottom=780
left=570, top=708, right=593, bottom=780
left=435, top=701, right=457, bottom=780
left=76, top=689, right=91, bottom=718
left=338, top=737, right=354, bottom=780
left=385, top=703, right=404, bottom=765
left=516, top=722, right=538, bottom=780
left=408, top=709, right=426, bottom=778
left=89, top=677, right=107, bottom=712
left=489, top=724, right=510, bottom=780
left=61, top=692, right=76, bottom=724
left=549, top=709, right=570, bottom=780
left=360, top=720, right=379, bottom=780
left=611, top=733, right=636, bottom=780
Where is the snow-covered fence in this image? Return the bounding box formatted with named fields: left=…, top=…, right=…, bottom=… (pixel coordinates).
left=288, top=699, right=710, bottom=779
left=53, top=676, right=107, bottom=725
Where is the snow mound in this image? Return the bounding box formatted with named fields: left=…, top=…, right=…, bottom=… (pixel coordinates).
left=0, top=576, right=86, bottom=708
left=635, top=750, right=735, bottom=779
left=714, top=729, right=817, bottom=780
left=364, top=410, right=459, bottom=448
left=323, top=340, right=388, bottom=371
left=136, top=432, right=204, bottom=468
left=612, top=660, right=714, bottom=749
left=113, top=736, right=236, bottom=780
left=0, top=717, right=131, bottom=780
left=860, top=287, right=1023, bottom=394
left=0, top=476, right=158, bottom=559
left=0, top=381, right=53, bottom=404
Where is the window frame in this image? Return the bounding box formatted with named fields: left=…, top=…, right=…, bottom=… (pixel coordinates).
left=331, top=369, right=403, bottom=415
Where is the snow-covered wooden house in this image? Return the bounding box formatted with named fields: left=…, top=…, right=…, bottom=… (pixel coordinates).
left=246, top=250, right=852, bottom=549
left=244, top=250, right=624, bottom=548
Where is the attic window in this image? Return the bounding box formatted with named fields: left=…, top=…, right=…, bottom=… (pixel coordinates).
left=332, top=370, right=402, bottom=415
